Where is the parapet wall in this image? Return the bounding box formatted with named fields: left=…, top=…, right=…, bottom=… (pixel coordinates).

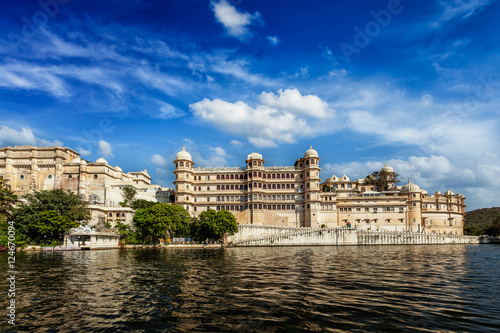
left=231, top=225, right=479, bottom=246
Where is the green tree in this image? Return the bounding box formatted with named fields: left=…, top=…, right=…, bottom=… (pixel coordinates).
left=27, top=210, right=78, bottom=245
left=131, top=199, right=156, bottom=210
left=12, top=189, right=89, bottom=244
left=321, top=185, right=335, bottom=193
left=192, top=209, right=238, bottom=242
left=133, top=203, right=192, bottom=243
left=485, top=216, right=500, bottom=237
left=0, top=178, right=17, bottom=220
left=120, top=186, right=137, bottom=207
left=363, top=171, right=400, bottom=192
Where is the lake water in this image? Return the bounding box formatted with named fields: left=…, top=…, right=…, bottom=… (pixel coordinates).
left=1, top=245, right=500, bottom=332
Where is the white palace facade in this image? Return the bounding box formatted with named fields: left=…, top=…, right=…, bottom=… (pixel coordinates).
left=0, top=145, right=173, bottom=226
left=174, top=146, right=466, bottom=235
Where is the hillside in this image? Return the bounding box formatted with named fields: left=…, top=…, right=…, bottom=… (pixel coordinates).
left=464, top=207, right=500, bottom=235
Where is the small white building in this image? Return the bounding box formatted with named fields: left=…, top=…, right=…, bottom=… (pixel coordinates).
left=64, top=225, right=119, bottom=249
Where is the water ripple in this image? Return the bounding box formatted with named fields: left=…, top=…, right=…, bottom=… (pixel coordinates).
left=1, top=245, right=500, bottom=332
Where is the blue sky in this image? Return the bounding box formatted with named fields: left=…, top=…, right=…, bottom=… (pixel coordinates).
left=1, top=0, right=499, bottom=210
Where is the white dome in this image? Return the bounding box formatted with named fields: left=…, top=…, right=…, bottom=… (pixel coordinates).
left=80, top=159, right=87, bottom=165
left=400, top=179, right=420, bottom=193
left=176, top=146, right=192, bottom=161
left=96, top=157, right=108, bottom=164
left=247, top=152, right=263, bottom=160
left=70, top=157, right=81, bottom=164
left=115, top=166, right=123, bottom=172
left=304, top=145, right=318, bottom=158
left=380, top=162, right=394, bottom=173
left=435, top=190, right=441, bottom=195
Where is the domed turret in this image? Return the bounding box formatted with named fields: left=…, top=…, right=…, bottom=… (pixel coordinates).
left=247, top=152, right=263, bottom=160
left=380, top=162, right=394, bottom=173
left=115, top=166, right=123, bottom=172
left=80, top=159, right=87, bottom=165
left=325, top=175, right=337, bottom=183
left=304, top=145, right=318, bottom=158
left=176, top=146, right=192, bottom=161
left=400, top=178, right=420, bottom=193
left=70, top=157, right=81, bottom=164
left=435, top=190, right=441, bottom=196
left=96, top=157, right=108, bottom=164
left=444, top=189, right=454, bottom=196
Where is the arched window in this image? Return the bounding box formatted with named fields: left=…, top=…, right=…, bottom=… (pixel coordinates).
left=207, top=186, right=210, bottom=191
left=217, top=175, right=220, bottom=180
left=277, top=174, right=281, bottom=179
left=221, top=175, right=225, bottom=180
left=180, top=162, right=184, bottom=167
left=217, top=185, right=220, bottom=190
left=277, top=184, right=281, bottom=189
left=226, top=185, right=229, bottom=190
left=231, top=175, right=234, bottom=179
left=306, top=160, right=309, bottom=165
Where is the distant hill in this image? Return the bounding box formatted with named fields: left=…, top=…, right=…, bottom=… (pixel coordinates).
left=464, top=207, right=500, bottom=235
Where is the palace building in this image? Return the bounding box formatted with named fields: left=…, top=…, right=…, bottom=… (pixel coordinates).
left=0, top=145, right=173, bottom=226
left=174, top=146, right=466, bottom=235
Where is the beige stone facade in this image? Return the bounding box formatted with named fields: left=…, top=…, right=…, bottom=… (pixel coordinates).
left=174, top=147, right=466, bottom=235
left=0, top=145, right=173, bottom=227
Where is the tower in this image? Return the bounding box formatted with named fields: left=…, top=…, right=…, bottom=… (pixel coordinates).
left=303, top=145, right=321, bottom=228
left=245, top=152, right=265, bottom=224
left=173, top=147, right=194, bottom=214
left=401, top=179, right=422, bottom=232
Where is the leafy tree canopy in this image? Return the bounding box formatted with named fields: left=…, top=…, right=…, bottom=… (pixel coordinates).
left=192, top=209, right=238, bottom=242
left=12, top=189, right=89, bottom=244
left=0, top=178, right=17, bottom=219
left=27, top=210, right=78, bottom=245
left=133, top=203, right=192, bottom=243
left=363, top=171, right=400, bottom=192
left=131, top=199, right=156, bottom=210
left=120, top=186, right=137, bottom=207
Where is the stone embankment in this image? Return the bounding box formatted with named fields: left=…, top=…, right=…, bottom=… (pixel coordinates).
left=229, top=225, right=479, bottom=246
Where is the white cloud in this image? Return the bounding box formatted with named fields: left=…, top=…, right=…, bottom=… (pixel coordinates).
left=266, top=35, right=280, bottom=45
left=421, top=93, right=433, bottom=106
left=211, top=0, right=261, bottom=39
left=438, top=0, right=494, bottom=22
left=0, top=125, right=62, bottom=147
left=98, top=140, right=114, bottom=158
left=151, top=154, right=169, bottom=168
left=327, top=68, right=347, bottom=78
left=258, top=88, right=332, bottom=118
left=77, top=147, right=91, bottom=156
left=230, top=139, right=243, bottom=146
left=210, top=147, right=226, bottom=157
left=190, top=89, right=334, bottom=147
left=151, top=101, right=185, bottom=119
